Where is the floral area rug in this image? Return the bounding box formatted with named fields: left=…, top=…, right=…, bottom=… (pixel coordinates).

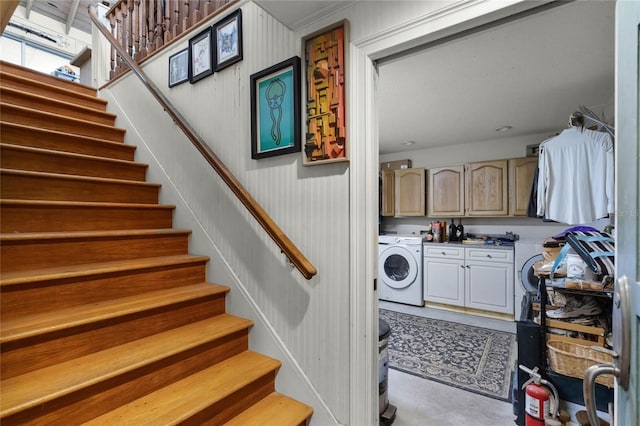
left=379, top=308, right=517, bottom=402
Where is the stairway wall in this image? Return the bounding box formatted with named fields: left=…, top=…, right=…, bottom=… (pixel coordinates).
left=97, top=3, right=347, bottom=424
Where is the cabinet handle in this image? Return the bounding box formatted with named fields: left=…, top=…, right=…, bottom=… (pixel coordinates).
left=441, top=251, right=446, bottom=255
left=486, top=254, right=492, bottom=258
left=460, top=265, right=465, bottom=269
left=466, top=265, right=470, bottom=269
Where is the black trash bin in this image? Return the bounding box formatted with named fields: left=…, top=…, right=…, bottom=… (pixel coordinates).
left=379, top=318, right=396, bottom=425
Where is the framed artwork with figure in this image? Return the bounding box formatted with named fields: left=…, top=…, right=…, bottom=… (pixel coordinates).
left=250, top=56, right=301, bottom=159
left=188, top=27, right=214, bottom=83
left=168, top=48, right=188, bottom=87
left=213, top=9, right=243, bottom=71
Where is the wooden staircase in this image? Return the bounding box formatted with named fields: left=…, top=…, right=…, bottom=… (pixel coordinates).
left=0, top=61, right=313, bottom=426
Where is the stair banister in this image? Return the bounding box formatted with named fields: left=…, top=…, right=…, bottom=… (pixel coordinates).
left=88, top=4, right=317, bottom=280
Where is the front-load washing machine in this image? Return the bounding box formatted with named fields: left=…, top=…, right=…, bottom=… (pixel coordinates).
left=514, top=240, right=543, bottom=319
left=378, top=235, right=424, bottom=306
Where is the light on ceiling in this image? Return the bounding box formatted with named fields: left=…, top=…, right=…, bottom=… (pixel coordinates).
left=402, top=140, right=415, bottom=146
left=495, top=126, right=513, bottom=133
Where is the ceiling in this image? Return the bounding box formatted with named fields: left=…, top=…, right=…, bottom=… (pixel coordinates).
left=17, top=1, right=615, bottom=156
left=377, top=0, right=615, bottom=154
left=16, top=0, right=115, bottom=34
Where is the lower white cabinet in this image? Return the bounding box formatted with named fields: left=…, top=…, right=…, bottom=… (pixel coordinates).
left=424, top=246, right=465, bottom=307
left=424, top=246, right=514, bottom=314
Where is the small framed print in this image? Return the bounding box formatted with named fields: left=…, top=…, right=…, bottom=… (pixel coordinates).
left=213, top=9, right=243, bottom=71
left=250, top=56, right=301, bottom=159
left=168, top=48, right=188, bottom=87
left=188, top=27, right=214, bottom=83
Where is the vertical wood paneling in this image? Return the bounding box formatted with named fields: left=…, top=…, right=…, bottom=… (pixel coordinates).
left=104, top=3, right=349, bottom=423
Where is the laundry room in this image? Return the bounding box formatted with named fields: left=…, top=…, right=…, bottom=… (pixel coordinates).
left=375, top=1, right=617, bottom=425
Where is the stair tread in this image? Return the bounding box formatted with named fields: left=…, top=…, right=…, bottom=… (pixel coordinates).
left=0, top=254, right=209, bottom=286
left=0, top=314, right=254, bottom=417
left=1, top=282, right=229, bottom=343
left=82, top=351, right=279, bottom=426
left=0, top=168, right=160, bottom=187
left=1, top=102, right=121, bottom=127
left=0, top=199, right=175, bottom=210
left=224, top=392, right=313, bottom=426
left=0, top=121, right=134, bottom=152
left=0, top=143, right=147, bottom=169
left=0, top=86, right=115, bottom=118
left=0, top=228, right=191, bottom=243
left=0, top=63, right=100, bottom=96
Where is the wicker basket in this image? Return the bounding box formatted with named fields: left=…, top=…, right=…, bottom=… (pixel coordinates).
left=547, top=339, right=614, bottom=387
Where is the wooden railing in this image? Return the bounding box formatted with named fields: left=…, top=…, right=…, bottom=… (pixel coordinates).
left=104, top=0, right=231, bottom=78
left=89, top=4, right=317, bottom=280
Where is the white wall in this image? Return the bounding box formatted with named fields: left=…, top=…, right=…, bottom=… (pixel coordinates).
left=380, top=132, right=549, bottom=168
left=100, top=3, right=345, bottom=424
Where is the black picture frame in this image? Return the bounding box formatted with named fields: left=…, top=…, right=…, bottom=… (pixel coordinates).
left=168, top=48, right=189, bottom=87
left=188, top=27, right=214, bottom=83
left=250, top=56, right=301, bottom=159
left=213, top=9, right=243, bottom=71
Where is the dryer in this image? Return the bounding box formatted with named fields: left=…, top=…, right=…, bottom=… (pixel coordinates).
left=514, top=240, right=543, bottom=320
left=378, top=235, right=424, bottom=306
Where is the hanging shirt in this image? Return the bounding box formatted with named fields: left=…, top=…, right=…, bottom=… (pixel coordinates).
left=536, top=126, right=614, bottom=225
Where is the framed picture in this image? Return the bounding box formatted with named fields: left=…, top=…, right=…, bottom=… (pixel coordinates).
left=250, top=56, right=301, bottom=159
left=188, top=27, right=214, bottom=83
left=168, top=48, right=189, bottom=87
left=303, top=23, right=348, bottom=165
left=213, top=9, right=243, bottom=71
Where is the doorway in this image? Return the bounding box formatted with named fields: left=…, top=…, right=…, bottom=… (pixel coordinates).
left=367, top=2, right=617, bottom=424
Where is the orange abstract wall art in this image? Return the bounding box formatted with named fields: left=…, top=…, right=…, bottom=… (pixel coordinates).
left=304, top=24, right=347, bottom=165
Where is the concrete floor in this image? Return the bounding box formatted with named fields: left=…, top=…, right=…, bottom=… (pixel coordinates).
left=387, top=368, right=516, bottom=426
left=380, top=300, right=517, bottom=426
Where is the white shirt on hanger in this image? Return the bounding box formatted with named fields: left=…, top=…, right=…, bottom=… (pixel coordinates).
left=536, top=126, right=614, bottom=225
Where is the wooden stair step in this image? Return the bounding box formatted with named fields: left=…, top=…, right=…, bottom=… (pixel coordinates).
left=0, top=72, right=106, bottom=110
left=82, top=351, right=280, bottom=426
left=225, top=392, right=314, bottom=426
left=0, top=229, right=191, bottom=272
left=1, top=282, right=228, bottom=343
left=0, top=314, right=254, bottom=422
left=0, top=122, right=135, bottom=161
left=1, top=283, right=231, bottom=379
left=0, top=61, right=98, bottom=97
left=0, top=254, right=212, bottom=320
left=0, top=86, right=115, bottom=125
left=0, top=199, right=173, bottom=233
left=0, top=169, right=160, bottom=204
left=0, top=103, right=125, bottom=142
left=0, top=143, right=147, bottom=181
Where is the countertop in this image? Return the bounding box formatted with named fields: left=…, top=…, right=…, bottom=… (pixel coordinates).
left=423, top=241, right=514, bottom=251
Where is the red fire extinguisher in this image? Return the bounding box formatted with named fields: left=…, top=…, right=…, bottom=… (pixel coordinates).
left=519, top=365, right=559, bottom=426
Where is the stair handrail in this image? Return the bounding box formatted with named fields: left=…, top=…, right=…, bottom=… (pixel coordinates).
left=89, top=4, right=317, bottom=280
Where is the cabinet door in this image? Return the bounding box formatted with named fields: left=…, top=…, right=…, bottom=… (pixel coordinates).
left=509, top=157, right=537, bottom=216
left=424, top=257, right=465, bottom=306
left=395, top=168, right=425, bottom=216
left=464, top=260, right=514, bottom=314
left=466, top=160, right=508, bottom=216
left=380, top=170, right=395, bottom=217
left=428, top=165, right=464, bottom=217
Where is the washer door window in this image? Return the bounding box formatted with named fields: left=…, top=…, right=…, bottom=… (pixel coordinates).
left=379, top=246, right=418, bottom=289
